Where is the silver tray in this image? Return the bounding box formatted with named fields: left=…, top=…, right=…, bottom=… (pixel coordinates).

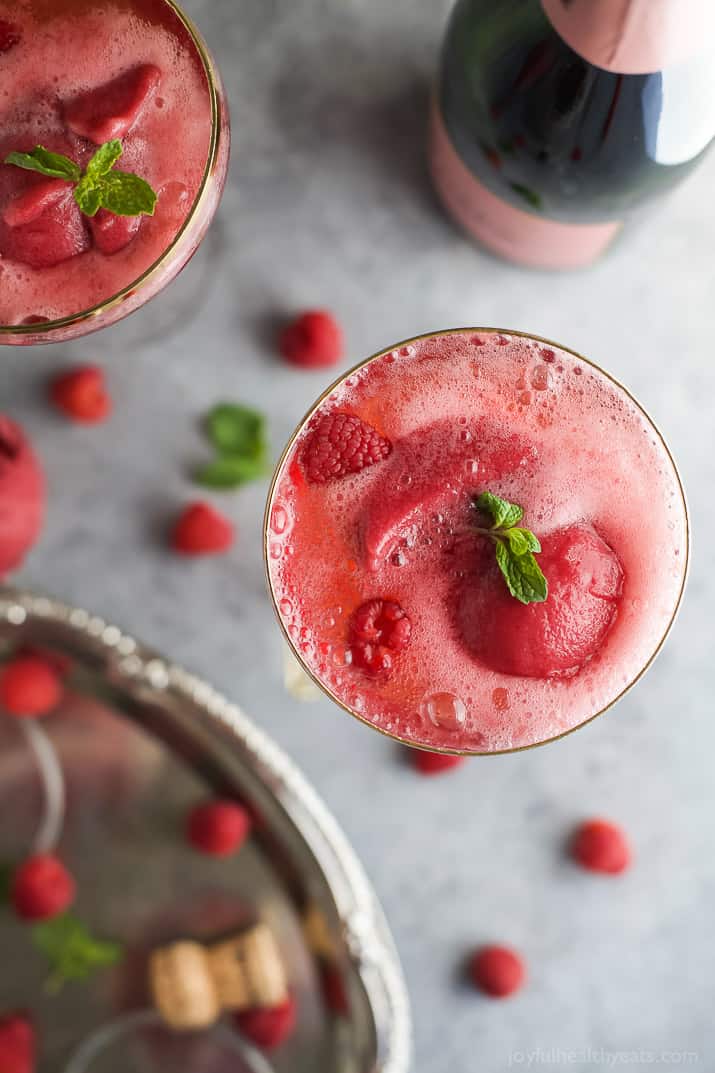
left=0, top=587, right=411, bottom=1073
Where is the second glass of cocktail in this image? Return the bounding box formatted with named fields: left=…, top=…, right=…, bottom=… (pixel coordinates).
left=0, top=0, right=229, bottom=346
left=265, top=329, right=688, bottom=755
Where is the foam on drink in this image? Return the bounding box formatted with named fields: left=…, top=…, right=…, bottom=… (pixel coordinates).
left=267, top=330, right=688, bottom=753
left=0, top=0, right=214, bottom=325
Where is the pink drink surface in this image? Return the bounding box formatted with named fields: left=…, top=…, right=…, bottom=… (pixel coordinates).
left=267, top=330, right=688, bottom=754
left=0, top=0, right=213, bottom=325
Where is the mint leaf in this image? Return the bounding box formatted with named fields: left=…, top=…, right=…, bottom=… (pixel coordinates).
left=495, top=542, right=548, bottom=605
left=32, top=913, right=122, bottom=993
left=94, top=171, right=157, bottom=216
left=504, top=527, right=541, bottom=556
left=5, top=138, right=157, bottom=220
left=86, top=139, right=123, bottom=178
left=510, top=182, right=542, bottom=210
left=205, top=404, right=266, bottom=458
left=474, top=489, right=548, bottom=605
left=4, top=146, right=81, bottom=183
left=195, top=454, right=268, bottom=489
left=73, top=182, right=102, bottom=216
left=476, top=491, right=523, bottom=530
left=194, top=402, right=270, bottom=490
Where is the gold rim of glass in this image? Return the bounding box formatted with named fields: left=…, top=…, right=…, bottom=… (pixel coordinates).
left=263, top=327, right=691, bottom=756
left=0, top=0, right=225, bottom=339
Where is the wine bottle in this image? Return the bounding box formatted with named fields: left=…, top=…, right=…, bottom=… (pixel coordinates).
left=430, top=0, right=715, bottom=269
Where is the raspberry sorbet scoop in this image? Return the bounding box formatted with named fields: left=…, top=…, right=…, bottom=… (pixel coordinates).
left=0, top=416, right=45, bottom=578
left=459, top=523, right=623, bottom=678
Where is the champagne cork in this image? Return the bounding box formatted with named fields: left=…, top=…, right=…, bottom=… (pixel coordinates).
left=209, top=923, right=288, bottom=1009
left=149, top=940, right=220, bottom=1030
left=149, top=924, right=288, bottom=1031
left=303, top=903, right=337, bottom=960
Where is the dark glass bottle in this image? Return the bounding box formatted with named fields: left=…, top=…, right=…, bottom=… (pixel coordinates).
left=430, top=0, right=715, bottom=268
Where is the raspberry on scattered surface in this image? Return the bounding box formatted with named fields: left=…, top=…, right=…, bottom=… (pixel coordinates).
left=170, top=502, right=234, bottom=556
left=410, top=749, right=465, bottom=775
left=570, top=818, right=631, bottom=875
left=469, top=944, right=525, bottom=998
left=185, top=800, right=251, bottom=857
left=0, top=1012, right=35, bottom=1073
left=50, top=366, right=112, bottom=424
left=11, top=854, right=76, bottom=921
left=234, top=994, right=297, bottom=1051
left=301, top=412, right=391, bottom=484
left=0, top=655, right=63, bottom=717
left=279, top=311, right=343, bottom=369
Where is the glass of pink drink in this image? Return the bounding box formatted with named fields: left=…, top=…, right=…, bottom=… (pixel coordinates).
left=0, top=0, right=229, bottom=346
left=265, top=329, right=689, bottom=755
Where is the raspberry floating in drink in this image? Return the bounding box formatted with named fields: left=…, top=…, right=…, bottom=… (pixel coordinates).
left=348, top=598, right=411, bottom=677
left=266, top=329, right=688, bottom=753
left=302, top=412, right=391, bottom=484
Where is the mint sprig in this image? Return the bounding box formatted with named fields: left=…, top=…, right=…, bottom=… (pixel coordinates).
left=194, top=403, right=270, bottom=490
left=4, top=140, right=157, bottom=218
left=32, top=913, right=122, bottom=993
left=474, top=490, right=548, bottom=605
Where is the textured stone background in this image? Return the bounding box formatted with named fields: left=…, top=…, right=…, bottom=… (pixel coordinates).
left=2, top=1, right=713, bottom=1069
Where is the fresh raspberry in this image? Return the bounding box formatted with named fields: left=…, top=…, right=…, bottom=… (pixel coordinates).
left=279, top=311, right=343, bottom=369
left=89, top=209, right=142, bottom=255
left=170, top=502, right=234, bottom=556
left=0, top=416, right=45, bottom=579
left=50, top=366, right=112, bottom=424
left=570, top=818, right=631, bottom=875
left=320, top=964, right=349, bottom=1015
left=0, top=1013, right=35, bottom=1073
left=348, top=598, right=411, bottom=676
left=410, top=749, right=465, bottom=776
left=469, top=945, right=526, bottom=998
left=185, top=800, right=251, bottom=857
left=0, top=655, right=63, bottom=717
left=11, top=854, right=76, bottom=921
left=234, top=995, right=297, bottom=1051
left=302, top=412, right=391, bottom=485
left=0, top=19, right=21, bottom=53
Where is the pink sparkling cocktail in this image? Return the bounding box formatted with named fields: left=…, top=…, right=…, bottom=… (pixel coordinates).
left=265, top=329, right=688, bottom=754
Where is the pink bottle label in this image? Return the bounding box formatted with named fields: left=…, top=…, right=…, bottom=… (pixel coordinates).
left=429, top=104, right=621, bottom=270
left=541, top=0, right=715, bottom=73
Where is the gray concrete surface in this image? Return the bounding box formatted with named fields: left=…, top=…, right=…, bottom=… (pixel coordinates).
left=2, top=1, right=714, bottom=1069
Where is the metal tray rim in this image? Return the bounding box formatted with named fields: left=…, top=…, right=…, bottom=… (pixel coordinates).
left=0, top=585, right=412, bottom=1073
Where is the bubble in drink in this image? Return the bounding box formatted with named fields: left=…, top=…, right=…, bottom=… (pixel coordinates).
left=422, top=691, right=467, bottom=731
